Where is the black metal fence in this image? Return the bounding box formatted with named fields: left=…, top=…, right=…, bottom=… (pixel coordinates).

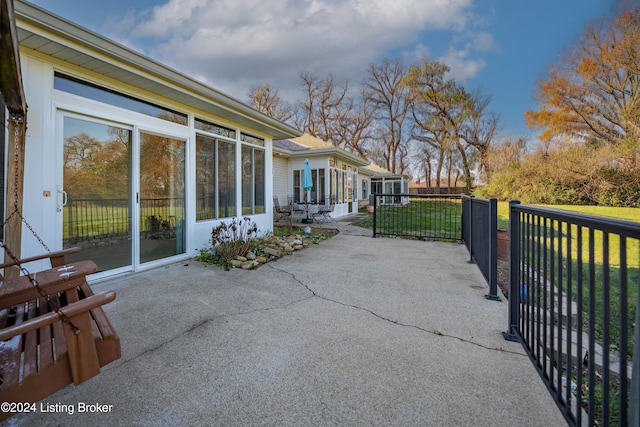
left=462, top=196, right=500, bottom=300
left=64, top=197, right=185, bottom=243
left=504, top=201, right=639, bottom=426
left=372, top=193, right=462, bottom=241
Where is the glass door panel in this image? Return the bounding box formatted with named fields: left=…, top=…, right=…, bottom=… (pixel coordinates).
left=139, top=132, right=186, bottom=264
left=62, top=116, right=132, bottom=271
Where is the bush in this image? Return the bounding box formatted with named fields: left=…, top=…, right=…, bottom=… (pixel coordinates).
left=209, top=217, right=259, bottom=266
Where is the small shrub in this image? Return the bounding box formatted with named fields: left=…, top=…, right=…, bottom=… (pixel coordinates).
left=210, top=217, right=259, bottom=265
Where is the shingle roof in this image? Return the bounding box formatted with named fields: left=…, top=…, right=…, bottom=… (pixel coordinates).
left=273, top=133, right=334, bottom=151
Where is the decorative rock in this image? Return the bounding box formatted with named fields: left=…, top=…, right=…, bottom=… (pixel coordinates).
left=229, top=260, right=243, bottom=268
left=246, top=251, right=257, bottom=260
left=241, top=260, right=256, bottom=269
left=283, top=245, right=294, bottom=252
left=291, top=239, right=303, bottom=245
left=263, top=247, right=282, bottom=258
left=255, top=256, right=268, bottom=264
left=236, top=256, right=247, bottom=262
left=293, top=244, right=304, bottom=250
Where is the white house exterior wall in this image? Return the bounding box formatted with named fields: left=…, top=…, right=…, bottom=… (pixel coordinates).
left=272, top=155, right=289, bottom=204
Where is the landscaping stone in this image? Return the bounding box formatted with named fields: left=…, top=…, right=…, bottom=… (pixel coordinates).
left=293, top=244, right=304, bottom=250
left=236, top=256, right=247, bottom=262
left=245, top=251, right=257, bottom=260
left=229, top=260, right=243, bottom=268
left=241, top=260, right=257, bottom=269
left=263, top=247, right=282, bottom=258
left=283, top=245, right=294, bottom=252
left=255, top=256, right=267, bottom=264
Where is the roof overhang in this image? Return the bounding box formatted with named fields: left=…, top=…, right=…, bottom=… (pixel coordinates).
left=14, top=0, right=301, bottom=140
left=273, top=145, right=370, bottom=167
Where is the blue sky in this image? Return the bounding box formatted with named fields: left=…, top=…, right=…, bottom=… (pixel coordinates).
left=28, top=0, right=618, bottom=142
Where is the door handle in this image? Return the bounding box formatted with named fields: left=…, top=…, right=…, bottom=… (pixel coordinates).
left=57, top=188, right=67, bottom=212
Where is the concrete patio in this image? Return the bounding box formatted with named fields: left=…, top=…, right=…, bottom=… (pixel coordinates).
left=6, top=218, right=566, bottom=426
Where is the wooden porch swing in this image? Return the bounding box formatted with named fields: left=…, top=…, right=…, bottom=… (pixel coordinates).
left=0, top=0, right=120, bottom=420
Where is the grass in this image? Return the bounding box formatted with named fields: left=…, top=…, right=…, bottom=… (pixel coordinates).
left=497, top=201, right=640, bottom=227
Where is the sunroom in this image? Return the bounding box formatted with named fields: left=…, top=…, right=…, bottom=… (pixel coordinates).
left=7, top=1, right=300, bottom=278
left=361, top=163, right=410, bottom=206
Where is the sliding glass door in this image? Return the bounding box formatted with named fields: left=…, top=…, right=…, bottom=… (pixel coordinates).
left=61, top=115, right=185, bottom=272
left=139, top=132, right=185, bottom=264
left=62, top=116, right=132, bottom=271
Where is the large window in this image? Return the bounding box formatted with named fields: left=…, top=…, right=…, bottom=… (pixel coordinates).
left=241, top=134, right=265, bottom=215
left=293, top=169, right=325, bottom=203
left=241, top=146, right=265, bottom=214
left=54, top=73, right=188, bottom=125
left=195, top=133, right=236, bottom=220
left=329, top=165, right=357, bottom=204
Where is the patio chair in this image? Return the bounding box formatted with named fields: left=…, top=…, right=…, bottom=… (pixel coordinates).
left=273, top=197, right=291, bottom=224
left=313, top=203, right=335, bottom=224
left=290, top=202, right=307, bottom=222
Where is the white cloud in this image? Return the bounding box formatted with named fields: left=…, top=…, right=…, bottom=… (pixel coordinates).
left=438, top=46, right=486, bottom=82
left=105, top=0, right=477, bottom=102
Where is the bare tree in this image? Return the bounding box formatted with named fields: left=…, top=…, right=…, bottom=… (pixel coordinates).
left=246, top=83, right=293, bottom=123
left=364, top=59, right=413, bottom=174
left=295, top=72, right=347, bottom=144
left=461, top=90, right=499, bottom=181
left=405, top=59, right=497, bottom=193
left=294, top=71, right=374, bottom=157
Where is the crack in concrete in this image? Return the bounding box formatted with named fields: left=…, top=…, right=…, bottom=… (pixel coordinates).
left=116, top=290, right=316, bottom=367
left=117, top=260, right=520, bottom=368
left=267, top=263, right=525, bottom=357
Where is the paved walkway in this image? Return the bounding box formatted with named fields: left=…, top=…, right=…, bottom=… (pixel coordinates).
left=6, top=219, right=566, bottom=426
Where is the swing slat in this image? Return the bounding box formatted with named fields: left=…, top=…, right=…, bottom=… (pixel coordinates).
left=37, top=302, right=54, bottom=371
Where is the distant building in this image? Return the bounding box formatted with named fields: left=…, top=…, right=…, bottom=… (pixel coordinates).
left=409, top=180, right=468, bottom=195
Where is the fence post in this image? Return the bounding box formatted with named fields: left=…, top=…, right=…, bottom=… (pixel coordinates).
left=631, top=278, right=640, bottom=426
left=372, top=193, right=377, bottom=238
left=503, top=200, right=521, bottom=342
left=486, top=198, right=500, bottom=301
left=466, top=196, right=474, bottom=263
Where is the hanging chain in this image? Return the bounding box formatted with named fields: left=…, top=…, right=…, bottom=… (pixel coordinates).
left=8, top=114, right=51, bottom=252
left=2, top=114, right=78, bottom=334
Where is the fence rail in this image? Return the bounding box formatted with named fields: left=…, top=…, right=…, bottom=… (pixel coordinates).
left=504, top=201, right=639, bottom=426
left=372, top=193, right=462, bottom=241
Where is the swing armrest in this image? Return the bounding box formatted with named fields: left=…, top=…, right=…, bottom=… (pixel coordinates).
left=0, top=247, right=81, bottom=270
left=0, top=260, right=98, bottom=309
left=0, top=291, right=116, bottom=341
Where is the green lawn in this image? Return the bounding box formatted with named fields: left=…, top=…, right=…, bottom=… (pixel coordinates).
left=497, top=201, right=640, bottom=227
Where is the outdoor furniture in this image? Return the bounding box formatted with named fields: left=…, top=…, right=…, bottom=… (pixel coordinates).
left=291, top=202, right=307, bottom=222
left=305, top=204, right=318, bottom=224
left=313, top=204, right=335, bottom=224
left=0, top=248, right=121, bottom=419
left=273, top=197, right=291, bottom=224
